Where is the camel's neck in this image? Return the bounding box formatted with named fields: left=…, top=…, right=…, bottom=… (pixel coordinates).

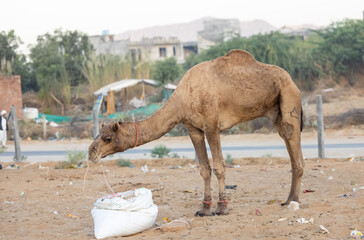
left=127, top=93, right=184, bottom=147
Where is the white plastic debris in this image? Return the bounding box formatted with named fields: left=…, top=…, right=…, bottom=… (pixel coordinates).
left=49, top=121, right=59, bottom=127
left=141, top=164, right=149, bottom=173
left=277, top=217, right=288, bottom=222
left=38, top=165, right=49, bottom=170
left=288, top=201, right=300, bottom=211
left=328, top=176, right=334, bottom=180
left=296, top=218, right=314, bottom=224
left=353, top=187, right=357, bottom=193
left=91, top=188, right=158, bottom=239
left=319, top=225, right=330, bottom=234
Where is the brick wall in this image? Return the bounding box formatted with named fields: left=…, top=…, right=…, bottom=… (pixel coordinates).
left=0, top=76, right=23, bottom=119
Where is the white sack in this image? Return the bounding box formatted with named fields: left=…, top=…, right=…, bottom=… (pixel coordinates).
left=91, top=188, right=158, bottom=239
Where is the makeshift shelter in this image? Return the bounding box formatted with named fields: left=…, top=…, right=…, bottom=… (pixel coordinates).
left=93, top=79, right=177, bottom=115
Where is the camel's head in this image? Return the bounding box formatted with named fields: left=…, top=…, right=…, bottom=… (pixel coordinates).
left=88, top=122, right=131, bottom=163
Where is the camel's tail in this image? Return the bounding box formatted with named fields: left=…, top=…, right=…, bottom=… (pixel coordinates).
left=300, top=106, right=303, bottom=132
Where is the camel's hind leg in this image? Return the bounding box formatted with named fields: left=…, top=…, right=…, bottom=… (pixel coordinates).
left=276, top=86, right=305, bottom=205
left=184, top=124, right=213, bottom=216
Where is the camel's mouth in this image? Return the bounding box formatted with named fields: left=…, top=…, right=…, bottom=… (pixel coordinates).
left=88, top=151, right=102, bottom=163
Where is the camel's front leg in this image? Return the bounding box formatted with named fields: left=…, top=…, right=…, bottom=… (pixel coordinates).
left=205, top=130, right=228, bottom=215
left=185, top=124, right=212, bottom=216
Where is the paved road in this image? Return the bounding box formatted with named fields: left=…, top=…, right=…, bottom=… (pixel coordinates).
left=1, top=143, right=363, bottom=162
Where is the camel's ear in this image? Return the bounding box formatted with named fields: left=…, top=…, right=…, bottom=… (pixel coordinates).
left=112, top=122, right=119, bottom=132
left=118, top=121, right=123, bottom=125
left=101, top=122, right=105, bottom=129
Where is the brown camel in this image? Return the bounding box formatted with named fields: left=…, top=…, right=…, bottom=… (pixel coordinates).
left=88, top=49, right=304, bottom=216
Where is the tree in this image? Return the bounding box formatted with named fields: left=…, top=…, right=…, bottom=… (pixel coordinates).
left=313, top=19, right=364, bottom=83
left=152, top=57, right=181, bottom=86
left=30, top=29, right=92, bottom=114
left=0, top=30, right=38, bottom=91
left=30, top=29, right=92, bottom=86
left=81, top=54, right=133, bottom=92
left=12, top=54, right=38, bottom=92
left=0, top=30, right=21, bottom=69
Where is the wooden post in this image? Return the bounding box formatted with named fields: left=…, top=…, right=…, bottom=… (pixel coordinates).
left=92, top=109, right=99, bottom=139
left=10, top=106, right=21, bottom=162
left=42, top=114, right=47, bottom=140
left=316, top=95, right=325, bottom=160
left=304, top=100, right=310, bottom=127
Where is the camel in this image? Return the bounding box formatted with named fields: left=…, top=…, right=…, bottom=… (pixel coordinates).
left=88, top=49, right=304, bottom=216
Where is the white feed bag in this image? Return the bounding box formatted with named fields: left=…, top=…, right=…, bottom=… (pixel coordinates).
left=91, top=188, right=158, bottom=239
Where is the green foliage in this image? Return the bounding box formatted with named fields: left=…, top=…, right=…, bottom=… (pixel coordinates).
left=183, top=21, right=359, bottom=90
left=12, top=54, right=39, bottom=92
left=117, top=159, right=133, bottom=167
left=82, top=54, right=132, bottom=92
left=0, top=30, right=38, bottom=91
left=151, top=144, right=171, bottom=158
left=152, top=57, right=181, bottom=86
left=167, top=124, right=189, bottom=136
left=225, top=154, right=234, bottom=165
left=13, top=155, right=27, bottom=162
left=57, top=150, right=86, bottom=169
left=313, top=19, right=364, bottom=83
left=170, top=153, right=180, bottom=158
left=261, top=152, right=272, bottom=158
left=0, top=30, right=21, bottom=69
left=30, top=29, right=92, bottom=113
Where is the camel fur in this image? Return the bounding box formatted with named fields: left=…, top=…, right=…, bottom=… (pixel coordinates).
left=88, top=49, right=304, bottom=216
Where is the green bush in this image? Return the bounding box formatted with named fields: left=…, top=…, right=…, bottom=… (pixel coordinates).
left=170, top=153, right=180, bottom=158
left=261, top=152, right=272, bottom=158
left=225, top=154, right=234, bottom=165
left=57, top=150, right=86, bottom=169
left=151, top=144, right=170, bottom=158
left=117, top=159, right=132, bottom=167
left=167, top=124, right=189, bottom=136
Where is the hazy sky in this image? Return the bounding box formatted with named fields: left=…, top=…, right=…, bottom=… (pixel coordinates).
left=1, top=0, right=363, bottom=53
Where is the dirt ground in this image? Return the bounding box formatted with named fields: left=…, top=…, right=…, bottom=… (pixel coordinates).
left=0, top=156, right=363, bottom=240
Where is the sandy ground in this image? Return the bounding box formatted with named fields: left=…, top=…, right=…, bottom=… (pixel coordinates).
left=1, top=127, right=364, bottom=162
left=0, top=156, right=363, bottom=239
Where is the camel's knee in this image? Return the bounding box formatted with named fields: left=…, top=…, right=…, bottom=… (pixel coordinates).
left=292, top=166, right=304, bottom=177
left=200, top=168, right=211, bottom=181
left=213, top=167, right=225, bottom=180
left=282, top=122, right=293, bottom=140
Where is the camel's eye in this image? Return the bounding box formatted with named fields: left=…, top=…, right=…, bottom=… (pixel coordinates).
left=103, top=136, right=112, bottom=143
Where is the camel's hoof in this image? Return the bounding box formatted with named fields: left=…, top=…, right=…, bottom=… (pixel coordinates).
left=194, top=209, right=212, bottom=217
left=212, top=207, right=229, bottom=216
left=281, top=198, right=299, bottom=206
left=213, top=202, right=229, bottom=215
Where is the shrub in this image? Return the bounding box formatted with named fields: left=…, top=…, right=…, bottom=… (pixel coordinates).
left=117, top=159, right=132, bottom=167
left=170, top=153, right=180, bottom=158
left=167, top=124, right=189, bottom=136
left=151, top=144, right=170, bottom=158
left=56, top=150, right=86, bottom=169
left=261, top=152, right=272, bottom=158
left=225, top=154, right=234, bottom=165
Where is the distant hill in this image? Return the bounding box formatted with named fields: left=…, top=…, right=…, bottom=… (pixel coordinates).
left=114, top=17, right=320, bottom=42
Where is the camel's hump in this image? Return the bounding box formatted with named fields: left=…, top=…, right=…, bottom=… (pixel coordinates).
left=224, top=49, right=256, bottom=63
